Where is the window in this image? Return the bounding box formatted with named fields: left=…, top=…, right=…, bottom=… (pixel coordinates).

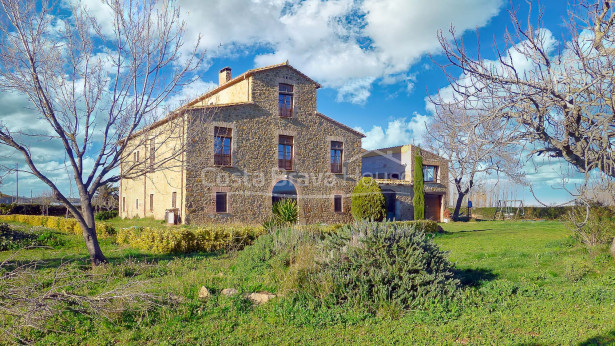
left=136, top=199, right=139, bottom=209
left=149, top=139, right=155, bottom=169
left=215, top=192, right=227, bottom=213
left=214, top=127, right=232, bottom=166
left=172, top=192, right=177, bottom=208
left=122, top=197, right=125, bottom=212
left=333, top=195, right=342, bottom=213
left=423, top=165, right=438, bottom=183
left=279, top=83, right=293, bottom=117
left=278, top=135, right=293, bottom=170
left=149, top=194, right=154, bottom=212
left=330, top=141, right=343, bottom=173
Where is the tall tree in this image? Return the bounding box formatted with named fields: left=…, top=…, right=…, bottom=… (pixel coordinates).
left=425, top=105, right=522, bottom=219
left=0, top=0, right=203, bottom=265
left=436, top=0, right=615, bottom=180
left=413, top=152, right=425, bottom=220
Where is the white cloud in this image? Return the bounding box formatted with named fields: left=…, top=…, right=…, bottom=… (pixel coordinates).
left=60, top=0, right=504, bottom=104
left=355, top=113, right=430, bottom=150
left=178, top=0, right=503, bottom=103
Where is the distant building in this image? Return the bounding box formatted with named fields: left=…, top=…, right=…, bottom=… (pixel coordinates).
left=361, top=145, right=448, bottom=222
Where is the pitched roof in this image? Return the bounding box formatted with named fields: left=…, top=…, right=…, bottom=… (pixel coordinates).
left=315, top=112, right=365, bottom=138
left=123, top=102, right=253, bottom=141
left=184, top=61, right=321, bottom=109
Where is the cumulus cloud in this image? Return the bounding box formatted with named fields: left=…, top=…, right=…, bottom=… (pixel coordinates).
left=355, top=113, right=430, bottom=150
left=178, top=0, right=503, bottom=103
left=61, top=0, right=504, bottom=103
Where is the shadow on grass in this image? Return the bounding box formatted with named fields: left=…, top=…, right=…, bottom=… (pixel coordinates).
left=454, top=267, right=498, bottom=287
left=1, top=249, right=226, bottom=271
left=455, top=228, right=494, bottom=234
left=578, top=329, right=615, bottom=345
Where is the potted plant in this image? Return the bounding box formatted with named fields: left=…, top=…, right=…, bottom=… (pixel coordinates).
left=443, top=209, right=451, bottom=223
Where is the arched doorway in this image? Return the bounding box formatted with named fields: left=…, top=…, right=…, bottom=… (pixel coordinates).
left=382, top=189, right=396, bottom=220
left=272, top=180, right=297, bottom=205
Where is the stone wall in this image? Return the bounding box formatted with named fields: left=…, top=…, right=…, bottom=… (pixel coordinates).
left=183, top=66, right=363, bottom=225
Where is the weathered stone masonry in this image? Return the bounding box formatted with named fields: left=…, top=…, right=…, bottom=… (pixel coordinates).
left=121, top=62, right=364, bottom=225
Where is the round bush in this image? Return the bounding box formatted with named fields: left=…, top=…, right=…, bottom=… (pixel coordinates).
left=320, top=221, right=459, bottom=310
left=351, top=177, right=386, bottom=221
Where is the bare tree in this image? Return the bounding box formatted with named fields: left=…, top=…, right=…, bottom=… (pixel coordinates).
left=436, top=0, right=615, bottom=180
left=425, top=103, right=523, bottom=219
left=38, top=190, right=54, bottom=216
left=0, top=0, right=203, bottom=265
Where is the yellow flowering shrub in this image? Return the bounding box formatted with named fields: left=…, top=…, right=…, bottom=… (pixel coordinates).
left=116, top=225, right=265, bottom=254
left=0, top=214, right=115, bottom=238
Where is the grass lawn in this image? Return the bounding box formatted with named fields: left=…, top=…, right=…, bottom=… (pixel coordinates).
left=1, top=220, right=614, bottom=344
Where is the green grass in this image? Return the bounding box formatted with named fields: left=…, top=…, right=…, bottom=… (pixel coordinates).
left=1, top=220, right=614, bottom=344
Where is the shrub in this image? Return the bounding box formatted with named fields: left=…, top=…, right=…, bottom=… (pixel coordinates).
left=388, top=220, right=442, bottom=234
left=116, top=224, right=265, bottom=254
left=351, top=177, right=386, bottom=221
left=95, top=210, right=119, bottom=221
left=0, top=223, right=65, bottom=250
left=272, top=199, right=298, bottom=225
left=567, top=205, right=615, bottom=246
left=0, top=214, right=115, bottom=238
left=319, top=221, right=459, bottom=311
left=413, top=153, right=425, bottom=220
left=296, top=223, right=345, bottom=237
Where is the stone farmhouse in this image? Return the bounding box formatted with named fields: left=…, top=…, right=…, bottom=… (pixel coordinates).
left=119, top=62, right=448, bottom=224
left=120, top=62, right=365, bottom=224
left=361, top=145, right=448, bottom=222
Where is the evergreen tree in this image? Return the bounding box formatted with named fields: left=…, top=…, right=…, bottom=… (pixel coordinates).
left=351, top=177, right=386, bottom=221
left=413, top=152, right=425, bottom=220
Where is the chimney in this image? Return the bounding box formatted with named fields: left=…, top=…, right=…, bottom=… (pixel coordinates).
left=219, top=67, right=232, bottom=86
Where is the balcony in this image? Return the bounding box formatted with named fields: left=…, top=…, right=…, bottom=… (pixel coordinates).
left=214, top=153, right=232, bottom=166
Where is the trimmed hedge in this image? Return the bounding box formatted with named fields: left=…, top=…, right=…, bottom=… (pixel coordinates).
left=116, top=225, right=265, bottom=254
left=0, top=203, right=71, bottom=216
left=0, top=214, right=115, bottom=238
left=351, top=177, right=386, bottom=221
left=95, top=210, right=119, bottom=221
left=467, top=206, right=580, bottom=220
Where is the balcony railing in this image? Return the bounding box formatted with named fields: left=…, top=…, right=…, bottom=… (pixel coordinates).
left=278, top=158, right=293, bottom=170
left=214, top=153, right=232, bottom=166
left=331, top=161, right=343, bottom=173
left=279, top=105, right=293, bottom=118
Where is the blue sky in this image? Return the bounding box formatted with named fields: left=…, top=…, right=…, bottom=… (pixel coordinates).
left=0, top=0, right=585, bottom=205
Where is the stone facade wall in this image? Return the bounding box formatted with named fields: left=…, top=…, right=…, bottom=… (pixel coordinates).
left=371, top=144, right=449, bottom=222
left=379, top=183, right=414, bottom=221
left=183, top=66, right=363, bottom=225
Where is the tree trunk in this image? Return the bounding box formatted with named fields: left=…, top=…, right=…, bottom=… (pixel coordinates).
left=453, top=193, right=465, bottom=220
left=79, top=196, right=108, bottom=266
